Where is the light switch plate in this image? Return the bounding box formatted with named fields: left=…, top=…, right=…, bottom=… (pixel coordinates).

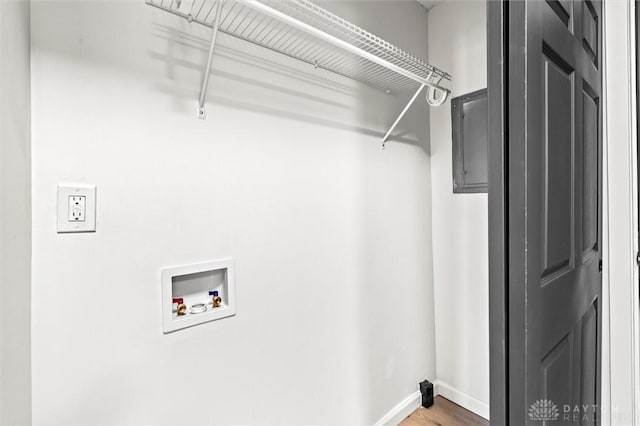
left=57, top=185, right=97, bottom=233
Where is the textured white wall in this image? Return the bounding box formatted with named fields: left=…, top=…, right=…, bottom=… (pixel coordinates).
left=0, top=1, right=32, bottom=424
left=427, top=0, right=489, bottom=418
left=30, top=1, right=436, bottom=424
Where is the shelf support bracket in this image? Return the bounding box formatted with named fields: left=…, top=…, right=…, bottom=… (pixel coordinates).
left=382, top=83, right=426, bottom=149
left=197, top=0, right=223, bottom=119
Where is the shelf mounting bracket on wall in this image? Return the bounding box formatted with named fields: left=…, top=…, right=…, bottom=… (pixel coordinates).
left=197, top=0, right=223, bottom=119
left=382, top=83, right=425, bottom=149
left=147, top=0, right=452, bottom=143
left=381, top=76, right=447, bottom=148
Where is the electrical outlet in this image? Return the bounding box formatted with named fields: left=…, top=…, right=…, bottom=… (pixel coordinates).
left=68, top=196, right=86, bottom=222
left=57, top=185, right=96, bottom=233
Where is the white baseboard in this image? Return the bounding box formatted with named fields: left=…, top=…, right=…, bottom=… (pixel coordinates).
left=433, top=379, right=490, bottom=420
left=374, top=390, right=422, bottom=426
left=373, top=380, right=490, bottom=426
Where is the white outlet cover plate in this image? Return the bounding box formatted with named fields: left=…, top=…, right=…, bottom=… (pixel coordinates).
left=57, top=185, right=97, bottom=233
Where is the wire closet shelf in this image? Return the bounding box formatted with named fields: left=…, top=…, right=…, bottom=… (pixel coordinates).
left=146, top=0, right=452, bottom=145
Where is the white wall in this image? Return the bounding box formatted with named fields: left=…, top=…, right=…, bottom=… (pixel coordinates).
left=427, top=0, right=489, bottom=418
left=29, top=1, right=436, bottom=424
left=0, top=1, right=32, bottom=424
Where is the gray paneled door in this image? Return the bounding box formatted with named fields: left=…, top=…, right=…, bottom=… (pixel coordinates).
left=504, top=0, right=602, bottom=424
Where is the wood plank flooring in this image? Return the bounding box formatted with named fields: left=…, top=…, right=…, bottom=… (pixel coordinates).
left=399, top=396, right=489, bottom=426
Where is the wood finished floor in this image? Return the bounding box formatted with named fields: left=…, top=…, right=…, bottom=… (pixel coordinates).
left=399, top=396, right=489, bottom=426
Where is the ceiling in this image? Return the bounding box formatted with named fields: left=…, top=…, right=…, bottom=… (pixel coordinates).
left=417, top=0, right=442, bottom=11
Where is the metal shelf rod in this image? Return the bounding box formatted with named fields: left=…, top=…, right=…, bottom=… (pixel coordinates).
left=197, top=0, right=223, bottom=118
left=241, top=0, right=450, bottom=96
left=382, top=83, right=425, bottom=149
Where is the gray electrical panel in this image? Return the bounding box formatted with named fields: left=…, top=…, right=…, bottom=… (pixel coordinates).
left=451, top=88, right=488, bottom=193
